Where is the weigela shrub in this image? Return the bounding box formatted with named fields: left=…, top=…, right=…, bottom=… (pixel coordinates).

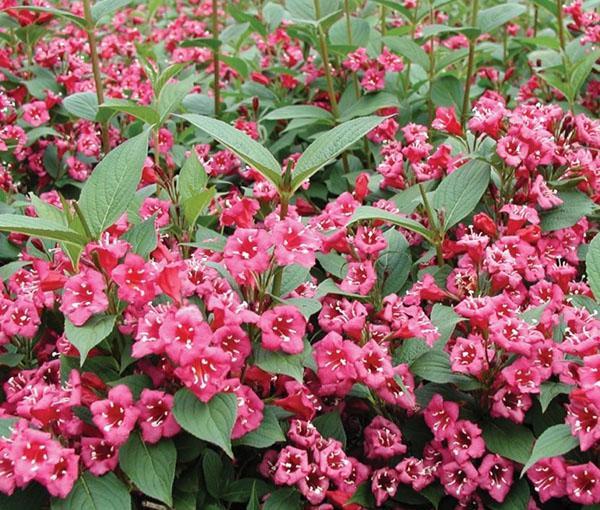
left=0, top=0, right=598, bottom=509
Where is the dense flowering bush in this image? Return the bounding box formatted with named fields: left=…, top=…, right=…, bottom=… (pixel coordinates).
left=0, top=0, right=598, bottom=509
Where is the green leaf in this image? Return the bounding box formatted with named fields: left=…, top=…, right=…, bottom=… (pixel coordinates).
left=158, top=74, right=196, bottom=123
left=377, top=228, right=410, bottom=295
left=119, top=432, right=176, bottom=506
left=202, top=449, right=224, bottom=498
left=316, top=252, right=347, bottom=279
left=99, top=99, right=160, bottom=125
left=329, top=16, right=370, bottom=46
left=430, top=304, right=462, bottom=347
left=62, top=92, right=98, bottom=121
left=91, top=0, right=132, bottom=23
left=346, top=482, right=376, bottom=507
left=348, top=205, right=434, bottom=242
left=539, top=382, right=572, bottom=413
left=0, top=418, right=16, bottom=438
left=0, top=215, right=86, bottom=245
left=313, top=411, right=346, bottom=446
left=122, top=216, right=157, bottom=259
left=421, top=24, right=480, bottom=40
left=0, top=484, right=47, bottom=510
left=64, top=315, right=117, bottom=366
left=481, top=419, right=535, bottom=465
left=383, top=35, right=429, bottom=69
left=476, top=3, right=527, bottom=33
left=235, top=406, right=285, bottom=448
left=290, top=116, right=384, bottom=192
left=488, top=478, right=531, bottom=510
left=263, top=488, right=302, bottom=510
left=247, top=482, right=260, bottom=510
left=339, top=92, right=399, bottom=122
left=541, top=190, right=595, bottom=231
left=182, top=187, right=216, bottom=228
left=222, top=478, right=271, bottom=503
left=432, top=160, right=490, bottom=230
left=570, top=49, right=600, bottom=98
left=521, top=424, right=580, bottom=475
left=181, top=37, right=222, bottom=50
left=263, top=105, right=333, bottom=121
left=78, top=130, right=150, bottom=238
left=254, top=345, right=305, bottom=382
left=52, top=472, right=131, bottom=510
left=179, top=114, right=281, bottom=188
left=173, top=390, right=237, bottom=458
left=0, top=260, right=30, bottom=281
left=431, top=75, right=464, bottom=114
left=586, top=234, right=600, bottom=301
left=411, top=350, right=480, bottom=389
left=278, top=265, right=310, bottom=296
left=179, top=152, right=208, bottom=195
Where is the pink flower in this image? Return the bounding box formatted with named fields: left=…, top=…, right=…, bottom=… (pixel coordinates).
left=2, top=299, right=40, bottom=338
left=566, top=462, right=600, bottom=505
left=212, top=325, right=251, bottom=371
left=137, top=389, right=180, bottom=444
left=478, top=454, right=514, bottom=502
left=223, top=228, right=272, bottom=282
left=354, top=340, right=393, bottom=389
left=340, top=261, right=376, bottom=295
left=432, top=106, right=463, bottom=136
left=272, top=219, right=321, bottom=268
left=10, top=428, right=59, bottom=486
left=566, top=388, right=600, bottom=451
left=361, top=68, right=385, bottom=92
left=22, top=101, right=49, bottom=127
left=371, top=467, right=399, bottom=506
left=450, top=335, right=490, bottom=376
left=90, top=385, right=139, bottom=445
left=440, top=460, right=478, bottom=499
left=364, top=416, right=407, bottom=460
left=527, top=457, right=567, bottom=503
left=297, top=464, right=329, bottom=504
left=313, top=332, right=360, bottom=387
left=159, top=305, right=211, bottom=364
left=447, top=420, right=485, bottom=463
left=39, top=448, right=79, bottom=499
left=80, top=438, right=119, bottom=476
left=60, top=269, right=108, bottom=326
left=274, top=446, right=310, bottom=485
left=354, top=226, right=387, bottom=257
left=111, top=254, right=157, bottom=306
left=530, top=175, right=563, bottom=210
left=226, top=382, right=264, bottom=439
left=317, top=439, right=352, bottom=482
left=424, top=394, right=459, bottom=440
left=174, top=347, right=230, bottom=402
left=259, top=305, right=306, bottom=355
left=288, top=420, right=320, bottom=448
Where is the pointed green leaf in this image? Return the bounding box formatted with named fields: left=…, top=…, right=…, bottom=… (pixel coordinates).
left=179, top=114, right=281, bottom=187
left=521, top=424, right=579, bottom=475
left=63, top=92, right=99, bottom=121
left=91, top=0, right=132, bottom=23
left=78, top=130, right=150, bottom=238
left=234, top=406, right=285, bottom=449
left=119, top=431, right=176, bottom=506
left=64, top=315, right=116, bottom=366
left=173, top=390, right=237, bottom=458
left=158, top=74, right=196, bottom=122
left=586, top=234, right=600, bottom=301
left=290, top=116, right=384, bottom=191
left=347, top=206, right=434, bottom=242
left=52, top=472, right=131, bottom=510
left=0, top=215, right=86, bottom=245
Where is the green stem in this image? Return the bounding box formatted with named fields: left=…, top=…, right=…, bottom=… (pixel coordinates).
left=271, top=193, right=289, bottom=297
left=556, top=0, right=566, bottom=53
left=418, top=183, right=444, bottom=266
left=82, top=0, right=110, bottom=155
left=212, top=0, right=221, bottom=118
left=460, top=0, right=480, bottom=127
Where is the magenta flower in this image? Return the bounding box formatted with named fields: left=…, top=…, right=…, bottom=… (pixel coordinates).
left=212, top=325, right=251, bottom=371
left=566, top=462, right=600, bottom=505
left=22, top=101, right=49, bottom=127
left=2, top=299, right=40, bottom=339
left=39, top=449, right=79, bottom=499
left=424, top=394, right=459, bottom=440
left=566, top=388, right=600, bottom=451
left=297, top=464, right=328, bottom=504
left=80, top=438, right=119, bottom=476
left=160, top=305, right=211, bottom=364
left=371, top=467, right=399, bottom=506
left=137, top=389, right=180, bottom=444
left=111, top=253, right=157, bottom=306
left=60, top=269, right=108, bottom=327
left=259, top=305, right=306, bottom=355
left=223, top=228, right=272, bottom=279
left=364, top=416, right=407, bottom=460
left=313, top=332, right=360, bottom=386
left=354, top=340, right=393, bottom=389
left=272, top=219, right=321, bottom=268
left=174, top=347, right=230, bottom=402
left=527, top=457, right=567, bottom=503
left=447, top=420, right=485, bottom=463
left=90, top=385, right=139, bottom=445
left=478, top=454, right=514, bottom=503
left=440, top=460, right=478, bottom=499
left=274, top=446, right=310, bottom=485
